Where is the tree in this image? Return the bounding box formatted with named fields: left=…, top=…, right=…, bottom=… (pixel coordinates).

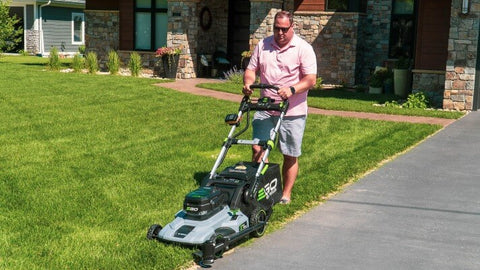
left=0, top=0, right=23, bottom=53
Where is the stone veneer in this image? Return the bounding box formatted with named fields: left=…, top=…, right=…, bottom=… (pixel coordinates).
left=25, top=30, right=40, bottom=54
left=85, top=10, right=120, bottom=70
left=444, top=0, right=479, bottom=110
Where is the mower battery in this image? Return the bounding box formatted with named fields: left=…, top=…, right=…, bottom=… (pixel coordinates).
left=183, top=187, right=227, bottom=221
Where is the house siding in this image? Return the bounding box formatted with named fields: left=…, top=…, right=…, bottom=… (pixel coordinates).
left=42, top=6, right=84, bottom=53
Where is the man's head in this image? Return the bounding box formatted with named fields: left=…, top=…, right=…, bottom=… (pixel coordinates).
left=273, top=11, right=294, bottom=48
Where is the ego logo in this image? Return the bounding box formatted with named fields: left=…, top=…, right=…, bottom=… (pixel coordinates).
left=257, top=178, right=278, bottom=201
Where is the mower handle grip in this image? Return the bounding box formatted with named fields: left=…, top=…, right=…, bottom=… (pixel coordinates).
left=250, top=84, right=279, bottom=91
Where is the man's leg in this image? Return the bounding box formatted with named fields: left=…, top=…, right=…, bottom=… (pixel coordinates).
left=252, top=145, right=264, bottom=163
left=282, top=154, right=298, bottom=200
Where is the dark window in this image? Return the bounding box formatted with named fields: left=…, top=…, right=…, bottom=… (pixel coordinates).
left=326, top=0, right=367, bottom=12
left=135, top=0, right=168, bottom=51
left=389, top=0, right=416, bottom=58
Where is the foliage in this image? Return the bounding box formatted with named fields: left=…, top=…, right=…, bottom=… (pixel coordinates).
left=0, top=0, right=23, bottom=53
left=78, top=45, right=86, bottom=55
left=223, top=66, right=244, bottom=84
left=85, top=51, right=99, bottom=74
left=314, top=77, right=323, bottom=89
left=394, top=56, right=412, bottom=69
left=403, top=91, right=429, bottom=108
left=385, top=91, right=430, bottom=109
left=368, top=67, right=392, bottom=87
left=155, top=46, right=181, bottom=57
left=71, top=53, right=84, bottom=73
left=129, top=52, right=142, bottom=77
left=47, top=47, right=61, bottom=70
left=107, top=50, right=120, bottom=75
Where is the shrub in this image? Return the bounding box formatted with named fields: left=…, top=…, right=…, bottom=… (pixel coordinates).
left=314, top=77, right=323, bottom=89
left=78, top=45, right=86, bottom=55
left=85, top=52, right=99, bottom=74
left=47, top=47, right=61, bottom=70
left=71, top=54, right=84, bottom=73
left=129, top=52, right=142, bottom=77
left=107, top=50, right=120, bottom=75
left=223, top=66, right=244, bottom=83
left=403, top=91, right=429, bottom=109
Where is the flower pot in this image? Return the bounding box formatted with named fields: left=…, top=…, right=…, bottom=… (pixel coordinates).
left=161, top=54, right=179, bottom=79
left=369, top=86, right=383, bottom=94
left=393, top=68, right=411, bottom=98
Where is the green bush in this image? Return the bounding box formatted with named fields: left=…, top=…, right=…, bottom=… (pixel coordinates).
left=107, top=50, right=120, bottom=75
left=403, top=91, right=429, bottom=109
left=314, top=77, right=323, bottom=89
left=85, top=52, right=99, bottom=74
left=71, top=54, right=84, bottom=73
left=78, top=45, right=86, bottom=55
left=47, top=47, right=61, bottom=70
left=129, top=52, right=142, bottom=77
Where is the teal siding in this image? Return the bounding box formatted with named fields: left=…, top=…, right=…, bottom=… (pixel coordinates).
left=42, top=6, right=84, bottom=53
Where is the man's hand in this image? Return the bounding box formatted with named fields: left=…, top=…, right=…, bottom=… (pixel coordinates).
left=277, top=86, right=294, bottom=100
left=242, top=84, right=253, bottom=96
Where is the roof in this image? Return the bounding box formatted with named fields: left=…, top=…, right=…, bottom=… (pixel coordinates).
left=37, top=0, right=85, bottom=7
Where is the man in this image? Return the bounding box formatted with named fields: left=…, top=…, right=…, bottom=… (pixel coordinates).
left=243, top=11, right=317, bottom=204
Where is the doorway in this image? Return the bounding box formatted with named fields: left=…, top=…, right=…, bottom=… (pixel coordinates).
left=227, top=0, right=250, bottom=70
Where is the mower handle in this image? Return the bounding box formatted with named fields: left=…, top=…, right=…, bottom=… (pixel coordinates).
left=250, top=84, right=279, bottom=91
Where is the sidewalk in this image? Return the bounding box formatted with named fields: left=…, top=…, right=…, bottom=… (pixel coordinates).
left=158, top=78, right=456, bottom=127
left=204, top=110, right=480, bottom=270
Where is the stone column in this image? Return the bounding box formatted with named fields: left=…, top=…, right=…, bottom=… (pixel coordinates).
left=168, top=0, right=200, bottom=79
left=444, top=0, right=480, bottom=110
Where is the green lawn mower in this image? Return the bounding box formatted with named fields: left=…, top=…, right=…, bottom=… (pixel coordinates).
left=147, top=84, right=288, bottom=266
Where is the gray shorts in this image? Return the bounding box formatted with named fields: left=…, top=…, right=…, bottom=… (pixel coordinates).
left=252, top=111, right=307, bottom=157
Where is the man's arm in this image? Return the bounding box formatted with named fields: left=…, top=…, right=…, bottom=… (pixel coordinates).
left=277, top=74, right=316, bottom=99
left=242, top=68, right=257, bottom=96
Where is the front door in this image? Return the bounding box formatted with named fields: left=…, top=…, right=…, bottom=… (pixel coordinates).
left=227, top=0, right=250, bottom=69
left=414, top=0, right=451, bottom=70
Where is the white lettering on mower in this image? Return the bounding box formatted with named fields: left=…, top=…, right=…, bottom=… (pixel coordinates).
left=264, top=178, right=278, bottom=199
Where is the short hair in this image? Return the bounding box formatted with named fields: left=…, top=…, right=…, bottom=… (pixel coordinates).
left=274, top=11, right=293, bottom=25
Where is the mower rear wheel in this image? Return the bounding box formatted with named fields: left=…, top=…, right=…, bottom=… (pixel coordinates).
left=146, top=224, right=162, bottom=240
left=250, top=208, right=268, bottom=238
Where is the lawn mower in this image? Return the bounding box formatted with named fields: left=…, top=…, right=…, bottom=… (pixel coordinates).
left=147, top=84, right=288, bottom=266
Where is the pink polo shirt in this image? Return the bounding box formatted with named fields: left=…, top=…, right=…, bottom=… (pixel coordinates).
left=247, top=34, right=317, bottom=116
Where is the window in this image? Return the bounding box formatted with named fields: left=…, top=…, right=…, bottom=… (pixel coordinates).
left=389, top=0, right=415, bottom=58
left=135, top=0, right=168, bottom=51
left=72, top=13, right=85, bottom=45
left=327, top=0, right=367, bottom=12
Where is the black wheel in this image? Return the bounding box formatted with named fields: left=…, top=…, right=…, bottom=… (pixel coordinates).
left=209, top=233, right=225, bottom=258
left=249, top=208, right=268, bottom=238
left=146, top=224, right=162, bottom=240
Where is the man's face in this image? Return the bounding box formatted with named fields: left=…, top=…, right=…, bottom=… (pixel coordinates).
left=273, top=16, right=293, bottom=48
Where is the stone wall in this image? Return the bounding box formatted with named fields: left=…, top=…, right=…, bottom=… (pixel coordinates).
left=295, top=11, right=363, bottom=86
left=85, top=10, right=120, bottom=70
left=444, top=0, right=479, bottom=110
left=25, top=30, right=40, bottom=54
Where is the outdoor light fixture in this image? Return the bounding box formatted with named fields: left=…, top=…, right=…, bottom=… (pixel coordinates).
left=462, top=0, right=469, bottom=14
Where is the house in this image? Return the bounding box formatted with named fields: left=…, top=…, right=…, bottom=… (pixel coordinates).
left=8, top=0, right=85, bottom=55
left=85, top=0, right=479, bottom=111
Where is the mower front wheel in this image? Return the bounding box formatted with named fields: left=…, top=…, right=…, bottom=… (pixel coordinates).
left=249, top=208, right=268, bottom=238
left=146, top=224, right=162, bottom=240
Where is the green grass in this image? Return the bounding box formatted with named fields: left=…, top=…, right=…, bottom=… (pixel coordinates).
left=1, top=56, right=442, bottom=269
left=198, top=82, right=465, bottom=119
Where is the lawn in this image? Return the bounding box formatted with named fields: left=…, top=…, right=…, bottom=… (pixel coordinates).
left=198, top=82, right=465, bottom=119
left=1, top=56, right=442, bottom=269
